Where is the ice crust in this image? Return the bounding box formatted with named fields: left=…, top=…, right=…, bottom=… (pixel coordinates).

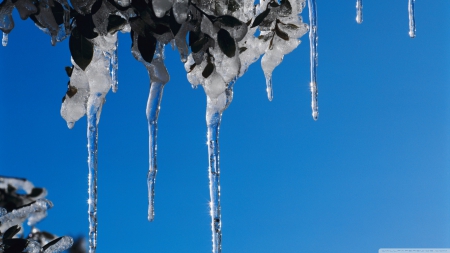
left=0, top=199, right=53, bottom=232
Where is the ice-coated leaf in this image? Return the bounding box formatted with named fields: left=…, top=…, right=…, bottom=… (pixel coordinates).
left=227, top=0, right=239, bottom=12
left=191, top=36, right=208, bottom=53
left=42, top=237, right=62, bottom=251
left=3, top=238, right=28, bottom=253
left=14, top=0, right=38, bottom=20
left=69, top=27, right=94, bottom=71
left=70, top=0, right=97, bottom=15
left=169, top=9, right=181, bottom=36
left=202, top=61, right=214, bottom=78
left=217, top=28, right=235, bottom=58
left=279, top=0, right=292, bottom=16
left=238, top=47, right=247, bottom=53
left=65, top=66, right=73, bottom=77
left=188, top=63, right=196, bottom=73
left=3, top=225, right=21, bottom=239
left=129, top=17, right=148, bottom=37
left=137, top=33, right=157, bottom=63
left=275, top=24, right=289, bottom=40
left=51, top=1, right=65, bottom=25
left=215, top=15, right=242, bottom=28
left=28, top=187, right=45, bottom=198
left=107, top=14, right=126, bottom=33
left=251, top=8, right=270, bottom=28
left=75, top=14, right=98, bottom=39
left=66, top=83, right=78, bottom=98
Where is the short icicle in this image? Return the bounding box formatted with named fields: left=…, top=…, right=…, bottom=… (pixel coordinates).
left=265, top=75, right=273, bottom=101
left=308, top=0, right=319, bottom=120
left=408, top=0, right=416, bottom=38
left=87, top=93, right=103, bottom=253
left=145, top=43, right=169, bottom=222
left=356, top=0, right=363, bottom=24
left=2, top=32, right=8, bottom=46
left=111, top=39, right=119, bottom=92
left=205, top=91, right=228, bottom=253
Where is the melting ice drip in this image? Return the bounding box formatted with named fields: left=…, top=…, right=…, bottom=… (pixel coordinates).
left=356, top=0, right=363, bottom=24
left=2, top=32, right=7, bottom=46
left=408, top=0, right=416, bottom=38
left=308, top=0, right=318, bottom=120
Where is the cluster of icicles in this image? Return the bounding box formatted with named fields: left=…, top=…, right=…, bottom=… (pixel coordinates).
left=2, top=1, right=417, bottom=253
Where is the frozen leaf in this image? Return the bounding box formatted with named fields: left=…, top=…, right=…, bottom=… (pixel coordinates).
left=75, top=14, right=98, bottom=39
left=227, top=0, right=239, bottom=12
left=202, top=55, right=214, bottom=78
left=251, top=8, right=270, bottom=28
left=107, top=15, right=126, bottom=33
left=3, top=238, right=28, bottom=253
left=3, top=225, right=21, bottom=239
left=275, top=24, right=289, bottom=40
left=69, top=27, right=94, bottom=71
left=42, top=237, right=62, bottom=252
left=137, top=33, right=157, bottom=63
left=215, top=15, right=242, bottom=28
left=14, top=0, right=38, bottom=20
left=191, top=36, right=208, bottom=53
left=238, top=47, right=247, bottom=53
left=279, top=0, right=292, bottom=16
left=217, top=28, right=235, bottom=58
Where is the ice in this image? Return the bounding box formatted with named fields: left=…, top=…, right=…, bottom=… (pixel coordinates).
left=356, top=0, right=363, bottom=24
left=2, top=32, right=7, bottom=46
left=115, top=0, right=130, bottom=8
left=25, top=240, right=42, bottom=253
left=408, top=0, right=416, bottom=38
left=110, top=39, right=119, bottom=93
left=43, top=236, right=74, bottom=253
left=152, top=0, right=174, bottom=18
left=0, top=0, right=15, bottom=34
left=173, top=0, right=189, bottom=24
left=308, top=0, right=318, bottom=120
left=0, top=199, right=53, bottom=232
left=0, top=207, right=7, bottom=216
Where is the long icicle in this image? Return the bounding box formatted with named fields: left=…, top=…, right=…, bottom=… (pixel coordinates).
left=408, top=0, right=416, bottom=38
left=111, top=39, right=119, bottom=92
left=356, top=0, right=363, bottom=24
left=206, top=91, right=228, bottom=253
left=308, top=0, right=318, bottom=120
left=146, top=81, right=164, bottom=222
left=145, top=43, right=169, bottom=222
left=87, top=93, right=103, bottom=253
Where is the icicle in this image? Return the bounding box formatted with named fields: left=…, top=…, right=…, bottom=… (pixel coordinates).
left=111, top=39, right=119, bottom=92
left=408, top=0, right=416, bottom=38
left=308, top=0, right=318, bottom=120
left=356, top=0, right=363, bottom=24
left=205, top=91, right=227, bottom=253
left=87, top=93, right=103, bottom=253
left=265, top=75, right=273, bottom=101
left=144, top=43, right=169, bottom=222
left=2, top=32, right=8, bottom=46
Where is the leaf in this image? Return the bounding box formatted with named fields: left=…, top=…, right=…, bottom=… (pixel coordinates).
left=69, top=27, right=94, bottom=71
left=279, top=0, right=292, bottom=15
left=3, top=238, right=28, bottom=253
left=285, top=23, right=299, bottom=29
left=275, top=24, right=289, bottom=40
left=269, top=1, right=279, bottom=7
left=65, top=66, right=73, bottom=77
left=42, top=237, right=63, bottom=252
left=129, top=17, right=147, bottom=37
left=150, top=24, right=171, bottom=35
left=188, top=63, right=196, bottom=73
left=202, top=54, right=214, bottom=78
left=190, top=36, right=208, bottom=53
left=28, top=187, right=45, bottom=198
left=169, top=8, right=181, bottom=36
left=66, top=84, right=78, bottom=98
left=3, top=225, right=21, bottom=239
left=137, top=33, right=157, bottom=63
left=107, top=15, right=126, bottom=33
left=217, top=29, right=236, bottom=58
left=238, top=47, right=247, bottom=53
left=227, top=0, right=239, bottom=12
left=188, top=31, right=200, bottom=46
left=51, top=1, right=64, bottom=25
left=75, top=14, right=98, bottom=39
left=215, top=15, right=242, bottom=28
left=251, top=8, right=270, bottom=28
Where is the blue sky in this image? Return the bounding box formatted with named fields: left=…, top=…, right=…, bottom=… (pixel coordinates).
left=1, top=1, right=450, bottom=253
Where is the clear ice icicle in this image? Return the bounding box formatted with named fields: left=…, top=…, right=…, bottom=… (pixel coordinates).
left=408, top=0, right=416, bottom=38
left=111, top=39, right=119, bottom=92
left=2, top=32, right=8, bottom=46
left=356, top=0, right=363, bottom=24
left=87, top=93, right=103, bottom=253
left=205, top=92, right=227, bottom=253
left=308, top=0, right=319, bottom=120
left=265, top=75, right=273, bottom=101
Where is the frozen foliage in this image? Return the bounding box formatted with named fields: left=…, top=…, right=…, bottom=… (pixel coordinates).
left=0, top=176, right=74, bottom=253
left=0, top=0, right=421, bottom=252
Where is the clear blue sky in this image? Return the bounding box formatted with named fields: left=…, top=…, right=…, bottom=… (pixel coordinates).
left=1, top=1, right=450, bottom=253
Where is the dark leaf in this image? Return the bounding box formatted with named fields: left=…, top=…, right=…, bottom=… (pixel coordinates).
left=215, top=15, right=242, bottom=28
left=3, top=225, right=21, bottom=239
left=169, top=8, right=181, bottom=36
left=275, top=24, right=289, bottom=40
left=28, top=187, right=44, bottom=198
left=279, top=0, right=292, bottom=15
left=269, top=1, right=279, bottom=7
left=69, top=27, right=94, bottom=71
left=51, top=1, right=64, bottom=25
left=137, top=33, right=157, bottom=63
left=14, top=0, right=38, bottom=20
left=188, top=63, right=196, bottom=73
left=129, top=17, right=148, bottom=37
left=150, top=24, right=170, bottom=35
left=217, top=29, right=236, bottom=58
left=107, top=14, right=126, bottom=33
left=251, top=8, right=270, bottom=28
left=75, top=14, right=98, bottom=39
left=3, top=238, right=28, bottom=253
left=70, top=0, right=97, bottom=14
left=65, top=66, right=73, bottom=77
left=269, top=35, right=274, bottom=49
left=238, top=47, right=247, bottom=53
left=189, top=31, right=200, bottom=46
left=42, top=237, right=63, bottom=252
left=202, top=61, right=214, bottom=78
left=190, top=36, right=208, bottom=53
left=245, top=19, right=252, bottom=26
left=66, top=84, right=78, bottom=98
left=285, top=23, right=299, bottom=29
left=90, top=0, right=102, bottom=14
